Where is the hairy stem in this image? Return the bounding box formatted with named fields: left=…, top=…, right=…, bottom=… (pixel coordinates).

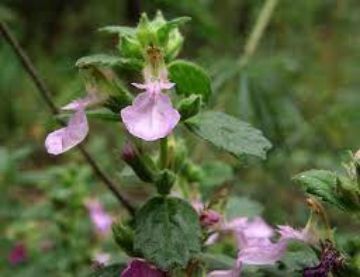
left=160, top=137, right=168, bottom=169
left=0, top=21, right=135, bottom=216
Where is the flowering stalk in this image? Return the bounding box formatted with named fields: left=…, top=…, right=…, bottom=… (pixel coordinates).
left=0, top=22, right=135, bottom=215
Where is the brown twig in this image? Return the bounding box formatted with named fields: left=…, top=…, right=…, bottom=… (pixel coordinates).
left=0, top=21, right=135, bottom=216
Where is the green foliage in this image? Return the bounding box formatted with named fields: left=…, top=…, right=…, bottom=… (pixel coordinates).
left=112, top=223, right=135, bottom=256
left=169, top=60, right=212, bottom=102
left=134, top=197, right=201, bottom=270
left=177, top=95, right=202, bottom=121
left=185, top=111, right=272, bottom=160
left=294, top=169, right=360, bottom=212
left=98, top=26, right=137, bottom=37
left=156, top=16, right=191, bottom=46
left=155, top=169, right=176, bottom=195
left=279, top=243, right=318, bottom=272
left=294, top=169, right=341, bottom=207
left=76, top=54, right=124, bottom=67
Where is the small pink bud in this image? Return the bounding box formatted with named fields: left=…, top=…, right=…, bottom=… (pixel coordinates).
left=121, top=259, right=166, bottom=277
left=200, top=210, right=221, bottom=227
left=121, top=142, right=137, bottom=162
left=8, top=243, right=27, bottom=265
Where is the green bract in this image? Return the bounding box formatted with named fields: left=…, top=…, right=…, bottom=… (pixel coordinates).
left=134, top=197, right=201, bottom=270
left=185, top=111, right=272, bottom=160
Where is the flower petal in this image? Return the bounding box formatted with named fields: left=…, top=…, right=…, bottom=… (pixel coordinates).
left=121, top=92, right=180, bottom=141
left=277, top=225, right=315, bottom=244
left=45, top=109, right=88, bottom=155
left=62, top=93, right=101, bottom=110
left=238, top=240, right=288, bottom=265
left=85, top=199, right=112, bottom=235
left=121, top=259, right=166, bottom=277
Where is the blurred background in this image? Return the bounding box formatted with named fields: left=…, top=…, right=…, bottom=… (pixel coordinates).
left=0, top=0, right=359, bottom=276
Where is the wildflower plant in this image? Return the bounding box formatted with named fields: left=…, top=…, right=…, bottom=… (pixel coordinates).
left=38, top=11, right=359, bottom=277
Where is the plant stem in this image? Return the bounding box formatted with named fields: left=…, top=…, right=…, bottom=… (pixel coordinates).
left=160, top=137, right=168, bottom=169
left=238, top=0, right=279, bottom=69
left=0, top=21, right=135, bottom=216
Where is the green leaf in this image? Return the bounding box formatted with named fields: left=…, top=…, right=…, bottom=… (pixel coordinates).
left=134, top=197, right=201, bottom=270
left=185, top=111, right=272, bottom=160
left=168, top=60, right=212, bottom=102
left=294, top=169, right=360, bottom=211
left=279, top=243, right=319, bottom=272
left=98, top=26, right=136, bottom=36
left=75, top=54, right=142, bottom=69
left=76, top=54, right=123, bottom=67
left=177, top=95, right=202, bottom=121
left=226, top=197, right=263, bottom=219
left=293, top=169, right=344, bottom=209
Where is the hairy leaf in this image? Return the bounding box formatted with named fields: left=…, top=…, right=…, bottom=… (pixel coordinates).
left=168, top=60, right=212, bottom=102
left=75, top=54, right=141, bottom=69
left=98, top=26, right=136, bottom=36
left=293, top=170, right=345, bottom=210
left=134, top=197, right=201, bottom=270
left=185, top=111, right=272, bottom=159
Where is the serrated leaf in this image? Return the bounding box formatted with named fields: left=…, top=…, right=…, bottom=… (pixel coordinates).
left=75, top=54, right=142, bottom=69
left=185, top=111, right=272, bottom=160
left=169, top=60, right=212, bottom=102
left=134, top=197, right=201, bottom=270
left=98, top=26, right=136, bottom=36
left=76, top=54, right=123, bottom=67
left=293, top=170, right=345, bottom=210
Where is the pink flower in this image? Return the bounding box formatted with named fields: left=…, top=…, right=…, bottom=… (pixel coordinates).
left=277, top=225, right=315, bottom=244
left=120, top=80, right=180, bottom=141
left=208, top=217, right=314, bottom=276
left=85, top=199, right=112, bottom=235
left=121, top=259, right=166, bottom=277
left=8, top=243, right=27, bottom=265
left=45, top=93, right=100, bottom=155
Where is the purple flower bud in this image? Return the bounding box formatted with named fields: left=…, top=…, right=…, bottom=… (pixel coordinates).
left=8, top=243, right=27, bottom=265
left=121, top=142, right=137, bottom=162
left=200, top=210, right=221, bottom=227
left=121, top=259, right=166, bottom=277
